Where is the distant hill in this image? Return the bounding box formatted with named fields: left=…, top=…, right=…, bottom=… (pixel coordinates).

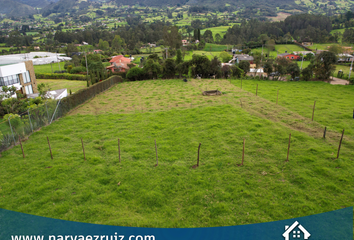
left=15, top=0, right=53, bottom=8
left=0, top=0, right=36, bottom=17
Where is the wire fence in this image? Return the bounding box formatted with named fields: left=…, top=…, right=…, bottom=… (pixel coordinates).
left=0, top=75, right=123, bottom=152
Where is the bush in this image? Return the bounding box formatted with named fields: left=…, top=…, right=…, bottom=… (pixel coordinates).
left=3, top=113, right=21, bottom=129
left=70, top=66, right=87, bottom=74
left=35, top=73, right=89, bottom=81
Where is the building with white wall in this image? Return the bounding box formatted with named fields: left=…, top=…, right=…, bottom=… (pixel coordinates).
left=0, top=60, right=38, bottom=98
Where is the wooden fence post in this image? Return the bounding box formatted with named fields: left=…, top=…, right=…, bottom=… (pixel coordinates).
left=286, top=133, right=291, bottom=161
left=81, top=138, right=86, bottom=161
left=312, top=101, right=316, bottom=121
left=155, top=139, right=158, bottom=166
left=256, top=84, right=258, bottom=96
left=118, top=138, right=121, bottom=162
left=242, top=139, right=245, bottom=166
left=337, top=129, right=345, bottom=159
left=276, top=89, right=279, bottom=105
left=323, top=127, right=327, bottom=139
left=197, top=143, right=201, bottom=167
left=47, top=136, right=53, bottom=159
left=19, top=137, right=25, bottom=158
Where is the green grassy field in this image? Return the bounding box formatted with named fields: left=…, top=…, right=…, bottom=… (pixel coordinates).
left=36, top=79, right=87, bottom=93
left=1, top=79, right=353, bottom=228
left=34, top=62, right=67, bottom=73
left=200, top=25, right=234, bottom=38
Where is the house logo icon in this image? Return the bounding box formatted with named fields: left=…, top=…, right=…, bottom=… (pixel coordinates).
left=283, top=221, right=311, bottom=240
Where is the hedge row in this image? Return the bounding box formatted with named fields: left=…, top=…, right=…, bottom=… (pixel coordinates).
left=35, top=73, right=89, bottom=81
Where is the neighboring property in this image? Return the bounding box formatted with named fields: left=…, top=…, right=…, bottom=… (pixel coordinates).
left=106, top=55, right=134, bottom=73
left=302, top=42, right=313, bottom=46
left=27, top=88, right=67, bottom=100
left=277, top=53, right=301, bottom=60
left=0, top=60, right=38, bottom=98
left=34, top=46, right=40, bottom=51
left=228, top=54, right=254, bottom=64
left=93, top=49, right=102, bottom=53
left=147, top=43, right=156, bottom=48
left=337, top=53, right=353, bottom=63
left=293, top=51, right=315, bottom=56
left=182, top=40, right=188, bottom=46
left=283, top=221, right=311, bottom=240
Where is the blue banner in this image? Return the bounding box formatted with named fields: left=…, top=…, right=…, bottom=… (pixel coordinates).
left=0, top=207, right=352, bottom=240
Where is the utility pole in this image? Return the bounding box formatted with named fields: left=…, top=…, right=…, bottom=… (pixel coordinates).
left=56, top=52, right=61, bottom=71
left=85, top=51, right=88, bottom=76
left=349, top=57, right=353, bottom=80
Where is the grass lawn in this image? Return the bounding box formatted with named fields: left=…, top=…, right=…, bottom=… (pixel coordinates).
left=1, top=79, right=353, bottom=228
left=180, top=51, right=224, bottom=61
left=200, top=25, right=233, bottom=38
left=275, top=44, right=307, bottom=54
left=34, top=62, right=67, bottom=73
left=36, top=79, right=87, bottom=93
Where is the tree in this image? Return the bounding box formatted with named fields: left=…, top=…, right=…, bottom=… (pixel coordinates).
left=203, top=30, right=213, bottom=43
left=221, top=65, right=230, bottom=78
left=98, top=39, right=109, bottom=51
left=263, top=59, right=274, bottom=78
left=302, top=66, right=313, bottom=81
left=215, top=33, right=222, bottom=43
left=37, top=83, right=51, bottom=99
left=209, top=57, right=221, bottom=77
left=65, top=43, right=78, bottom=57
left=143, top=59, right=162, bottom=79
left=197, top=29, right=201, bottom=41
left=328, top=44, right=343, bottom=55
left=163, top=26, right=182, bottom=49
left=286, top=63, right=300, bottom=79
left=163, top=59, right=176, bottom=78
left=0, top=86, right=17, bottom=101
left=230, top=65, right=244, bottom=78
left=112, top=35, right=125, bottom=53
left=304, top=53, right=314, bottom=61
left=313, top=51, right=337, bottom=80
left=238, top=61, right=250, bottom=76
left=176, top=49, right=183, bottom=64
left=126, top=67, right=144, bottom=81
left=219, top=52, right=232, bottom=63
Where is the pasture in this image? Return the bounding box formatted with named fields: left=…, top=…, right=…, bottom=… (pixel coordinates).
left=36, top=79, right=87, bottom=93
left=34, top=62, right=67, bottom=73
left=1, top=79, right=353, bottom=228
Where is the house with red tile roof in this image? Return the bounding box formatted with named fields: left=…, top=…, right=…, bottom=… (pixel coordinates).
left=106, top=55, right=134, bottom=73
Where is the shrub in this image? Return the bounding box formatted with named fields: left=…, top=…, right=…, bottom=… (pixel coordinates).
left=35, top=73, right=89, bottom=81
left=70, top=66, right=87, bottom=74
left=3, top=113, right=21, bottom=129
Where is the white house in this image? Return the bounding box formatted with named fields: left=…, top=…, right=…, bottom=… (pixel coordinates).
left=0, top=61, right=38, bottom=98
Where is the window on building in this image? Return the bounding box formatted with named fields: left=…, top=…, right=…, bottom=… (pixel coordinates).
left=22, top=71, right=31, bottom=84
left=0, top=74, right=20, bottom=86
left=25, top=85, right=33, bottom=94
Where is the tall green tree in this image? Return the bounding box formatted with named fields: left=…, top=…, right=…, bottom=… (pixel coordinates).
left=313, top=51, right=337, bottom=80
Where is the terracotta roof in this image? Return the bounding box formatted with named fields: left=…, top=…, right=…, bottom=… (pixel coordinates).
left=109, top=55, right=131, bottom=63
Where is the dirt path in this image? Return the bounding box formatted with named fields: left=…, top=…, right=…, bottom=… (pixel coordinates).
left=329, top=77, right=350, bottom=85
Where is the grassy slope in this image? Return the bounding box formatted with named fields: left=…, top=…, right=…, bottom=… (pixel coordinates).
left=36, top=79, right=87, bottom=93
left=0, top=79, right=353, bottom=228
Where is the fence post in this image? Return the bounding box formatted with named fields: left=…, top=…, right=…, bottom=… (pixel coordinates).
left=256, top=84, right=258, bottom=96
left=45, top=101, right=50, bottom=123
left=19, top=137, right=25, bottom=158
left=276, top=89, right=279, bottom=105
left=81, top=138, right=86, bottom=161
left=47, top=136, right=53, bottom=159
left=337, top=129, right=345, bottom=159
left=242, top=139, right=245, bottom=166
left=8, top=116, right=16, bottom=144
left=286, top=133, right=291, bottom=161
left=312, top=101, right=316, bottom=121
left=50, top=99, right=61, bottom=124
left=155, top=139, right=158, bottom=166
left=323, top=127, right=327, bottom=138
left=197, top=143, right=201, bottom=167
left=118, top=138, right=121, bottom=162
left=28, top=109, right=33, bottom=133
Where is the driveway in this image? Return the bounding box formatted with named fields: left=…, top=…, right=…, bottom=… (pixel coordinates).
left=329, top=77, right=350, bottom=85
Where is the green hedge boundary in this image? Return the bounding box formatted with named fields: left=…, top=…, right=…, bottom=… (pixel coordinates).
left=35, top=73, right=89, bottom=81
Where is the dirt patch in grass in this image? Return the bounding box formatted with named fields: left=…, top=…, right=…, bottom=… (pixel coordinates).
left=267, top=12, right=292, bottom=22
